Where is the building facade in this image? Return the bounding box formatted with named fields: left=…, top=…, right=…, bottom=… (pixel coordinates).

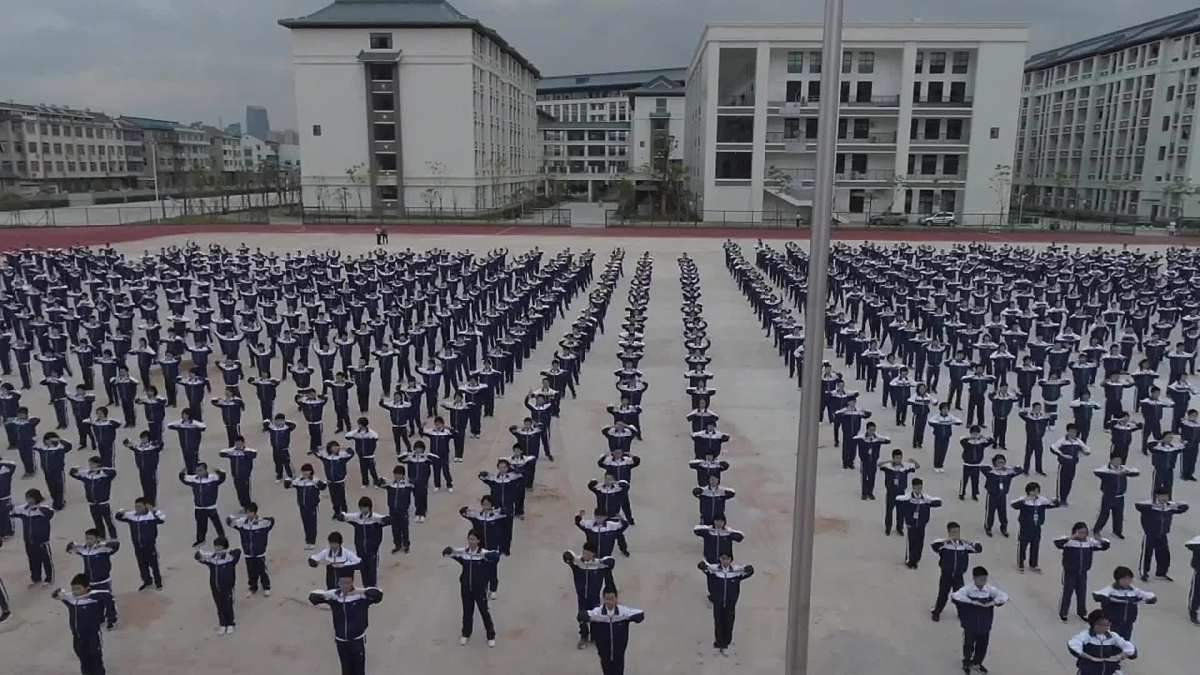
left=0, top=103, right=142, bottom=194
left=1016, top=9, right=1200, bottom=222
left=536, top=68, right=686, bottom=201
left=685, top=23, right=1029, bottom=223
left=279, top=0, right=541, bottom=213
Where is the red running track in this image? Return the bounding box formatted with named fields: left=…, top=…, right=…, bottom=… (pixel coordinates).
left=1, top=222, right=1198, bottom=249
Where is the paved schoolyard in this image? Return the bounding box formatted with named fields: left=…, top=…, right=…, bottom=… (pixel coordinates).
left=0, top=230, right=1194, bottom=675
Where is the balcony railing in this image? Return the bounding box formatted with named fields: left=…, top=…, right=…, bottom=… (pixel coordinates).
left=836, top=170, right=897, bottom=182
left=843, top=95, right=902, bottom=107
left=909, top=135, right=969, bottom=144
left=907, top=172, right=969, bottom=182
left=912, top=97, right=975, bottom=107
left=840, top=132, right=898, bottom=144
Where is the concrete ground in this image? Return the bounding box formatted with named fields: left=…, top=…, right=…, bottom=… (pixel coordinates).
left=0, top=231, right=1195, bottom=675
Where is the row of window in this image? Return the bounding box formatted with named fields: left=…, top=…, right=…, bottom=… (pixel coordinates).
left=785, top=50, right=970, bottom=75
left=14, top=120, right=126, bottom=140
left=3, top=141, right=126, bottom=157
left=1, top=160, right=130, bottom=174
left=783, top=79, right=970, bottom=104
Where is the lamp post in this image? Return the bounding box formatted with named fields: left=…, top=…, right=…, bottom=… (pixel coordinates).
left=784, top=0, right=844, bottom=673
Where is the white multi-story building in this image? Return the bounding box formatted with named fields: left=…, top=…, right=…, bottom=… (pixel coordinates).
left=0, top=103, right=141, bottom=193
left=239, top=135, right=277, bottom=171
left=1016, top=8, right=1200, bottom=222
left=279, top=0, right=541, bottom=213
left=685, top=22, right=1029, bottom=223
left=537, top=68, right=686, bottom=200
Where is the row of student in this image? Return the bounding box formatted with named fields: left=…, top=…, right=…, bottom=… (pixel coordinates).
left=0, top=245, right=624, bottom=675
left=722, top=241, right=1199, bottom=668
left=678, top=252, right=755, bottom=658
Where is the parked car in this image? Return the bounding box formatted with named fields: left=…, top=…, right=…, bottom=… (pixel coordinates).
left=868, top=211, right=906, bottom=226
left=919, top=211, right=956, bottom=226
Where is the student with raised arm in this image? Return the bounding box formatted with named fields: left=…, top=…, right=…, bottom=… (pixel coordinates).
left=1134, top=488, right=1189, bottom=582
left=65, top=528, right=120, bottom=630
left=1092, top=454, right=1138, bottom=539
left=194, top=536, right=241, bottom=635
left=13, top=488, right=55, bottom=585
left=692, top=474, right=735, bottom=528
left=1067, top=610, right=1137, bottom=675
left=878, top=449, right=919, bottom=536
left=896, top=478, right=942, bottom=569
left=588, top=588, right=645, bottom=675
left=1049, top=424, right=1090, bottom=506
left=930, top=521, right=983, bottom=622
left=950, top=566, right=1007, bottom=674
left=928, top=403, right=963, bottom=472
left=284, top=463, right=327, bottom=549
left=114, top=497, right=165, bottom=590
left=52, top=574, right=109, bottom=675
left=443, top=529, right=501, bottom=647
left=226, top=502, right=275, bottom=597
left=308, top=570, right=384, bottom=675
left=1092, top=565, right=1157, bottom=640
left=1053, top=522, right=1110, bottom=623
left=68, top=456, right=118, bottom=539
left=1011, top=481, right=1061, bottom=573
left=334, top=496, right=390, bottom=588
left=981, top=454, right=1023, bottom=537
left=564, top=544, right=617, bottom=649
left=376, top=464, right=414, bottom=553
left=698, top=552, right=754, bottom=654
left=308, top=531, right=362, bottom=590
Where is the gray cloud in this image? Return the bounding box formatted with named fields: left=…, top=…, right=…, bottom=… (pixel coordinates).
left=0, top=0, right=1194, bottom=130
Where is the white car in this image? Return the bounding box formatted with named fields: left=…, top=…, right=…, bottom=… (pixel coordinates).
left=919, top=211, right=956, bottom=226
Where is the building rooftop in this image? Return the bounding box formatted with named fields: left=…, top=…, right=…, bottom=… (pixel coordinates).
left=118, top=116, right=182, bottom=131
left=278, top=0, right=539, bottom=76
left=538, top=67, right=687, bottom=93
left=1025, top=7, right=1200, bottom=72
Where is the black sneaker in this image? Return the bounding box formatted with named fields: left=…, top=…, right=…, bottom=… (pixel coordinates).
left=1155, top=574, right=1174, bottom=582
left=138, top=583, right=152, bottom=591
left=930, top=611, right=940, bottom=622
left=976, top=665, right=989, bottom=674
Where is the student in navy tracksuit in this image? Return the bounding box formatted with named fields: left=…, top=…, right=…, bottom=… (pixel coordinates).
left=443, top=530, right=501, bottom=646
left=334, top=497, right=390, bottom=588
left=114, top=498, right=164, bottom=589
left=12, top=488, right=54, bottom=584
left=179, top=463, right=226, bottom=546
left=981, top=454, right=1023, bottom=537
left=65, top=529, right=120, bottom=630
left=930, top=522, right=983, bottom=621
left=1049, top=425, right=1090, bottom=505
left=1092, top=565, right=1157, bottom=639
left=1092, top=456, right=1138, bottom=539
left=896, top=478, right=942, bottom=569
left=345, top=418, right=380, bottom=487
left=479, top=458, right=525, bottom=520
left=1185, top=536, right=1200, bottom=624
left=263, top=413, right=297, bottom=481
left=564, top=545, right=617, bottom=648
left=194, top=537, right=241, bottom=634
left=219, top=437, right=258, bottom=511
left=878, top=449, right=919, bottom=536
left=167, top=412, right=206, bottom=474
left=1053, top=522, right=1110, bottom=622
left=950, top=567, right=1007, bottom=674
left=308, top=531, right=362, bottom=589
left=588, top=589, right=645, bottom=675
left=1135, top=488, right=1189, bottom=581
left=1067, top=611, right=1137, bottom=675
left=854, top=423, right=890, bottom=499
left=692, top=474, right=735, bottom=528
left=398, top=441, right=436, bottom=522
left=1019, top=403, right=1054, bottom=475
left=693, top=515, right=744, bottom=564
left=53, top=575, right=108, bottom=675
left=1011, top=481, right=1061, bottom=571
left=315, top=441, right=355, bottom=516
left=284, top=463, right=327, bottom=549
left=308, top=572, right=384, bottom=675
left=376, top=464, right=413, bottom=553
left=6, top=408, right=40, bottom=476
left=698, top=554, right=753, bottom=653
left=226, top=504, right=275, bottom=596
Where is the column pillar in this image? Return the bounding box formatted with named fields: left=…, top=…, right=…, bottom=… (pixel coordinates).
left=749, top=41, right=771, bottom=220
left=895, top=42, right=918, bottom=213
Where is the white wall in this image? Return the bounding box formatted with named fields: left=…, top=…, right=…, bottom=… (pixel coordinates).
left=962, top=41, right=1027, bottom=214
left=630, top=95, right=686, bottom=168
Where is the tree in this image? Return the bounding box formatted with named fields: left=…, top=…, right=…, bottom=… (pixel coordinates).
left=989, top=164, right=1013, bottom=223
left=346, top=163, right=368, bottom=213
left=1164, top=178, right=1197, bottom=222
left=425, top=160, right=448, bottom=213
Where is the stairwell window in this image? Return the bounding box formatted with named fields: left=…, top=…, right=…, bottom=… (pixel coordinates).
left=370, top=33, right=393, bottom=50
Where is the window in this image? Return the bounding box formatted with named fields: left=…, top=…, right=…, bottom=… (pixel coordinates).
left=915, top=52, right=924, bottom=73
left=989, top=127, right=1000, bottom=139
left=787, top=51, right=803, bottom=73
left=912, top=82, right=921, bottom=103
left=949, top=82, right=966, bottom=102
left=805, top=118, right=818, bottom=138
left=853, top=119, right=870, bottom=139
left=809, top=51, right=822, bottom=73
left=312, top=124, right=322, bottom=137
left=1163, top=115, right=1171, bottom=131
left=655, top=98, right=667, bottom=113
left=368, top=63, right=393, bottom=81
left=374, top=124, right=396, bottom=141
left=369, top=33, right=393, bottom=50
left=952, top=51, right=970, bottom=74
left=929, top=52, right=947, bottom=74
left=376, top=153, right=397, bottom=171
left=947, top=119, right=964, bottom=139
left=784, top=118, right=801, bottom=139
left=52, top=143, right=61, bottom=154
left=786, top=81, right=804, bottom=102
left=840, top=81, right=851, bottom=103
left=378, top=185, right=399, bottom=200
left=807, top=81, right=820, bottom=101
left=372, top=93, right=393, bottom=111
left=715, top=152, right=752, bottom=179
left=842, top=51, right=852, bottom=74
left=1159, top=146, right=1167, bottom=160
left=856, top=81, right=873, bottom=102
left=1167, top=85, right=1176, bottom=101
left=925, top=119, right=941, bottom=139
left=837, top=118, right=848, bottom=139
left=927, top=81, right=944, bottom=102
left=943, top=155, right=960, bottom=175
left=921, top=155, right=938, bottom=174
left=858, top=51, right=875, bottom=74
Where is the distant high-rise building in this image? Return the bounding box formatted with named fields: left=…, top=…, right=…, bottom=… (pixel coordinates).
left=245, top=105, right=270, bottom=140
left=224, top=122, right=242, bottom=136
left=269, top=129, right=300, bottom=145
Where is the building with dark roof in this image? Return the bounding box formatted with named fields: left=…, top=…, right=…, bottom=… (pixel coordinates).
left=0, top=103, right=143, bottom=193
left=279, top=0, right=541, bottom=213
left=1016, top=8, right=1200, bottom=222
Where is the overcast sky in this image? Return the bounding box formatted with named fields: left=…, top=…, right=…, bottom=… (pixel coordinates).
left=1, top=0, right=1195, bottom=130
